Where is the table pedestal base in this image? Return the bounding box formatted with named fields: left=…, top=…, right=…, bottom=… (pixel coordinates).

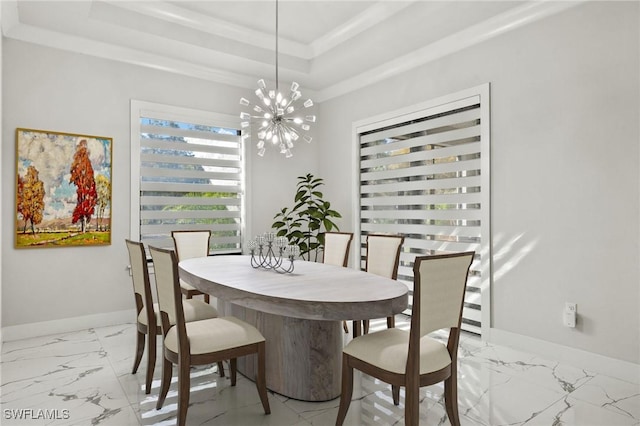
left=221, top=302, right=343, bottom=402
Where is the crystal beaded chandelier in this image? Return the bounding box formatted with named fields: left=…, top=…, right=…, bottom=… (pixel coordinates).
left=239, top=0, right=316, bottom=158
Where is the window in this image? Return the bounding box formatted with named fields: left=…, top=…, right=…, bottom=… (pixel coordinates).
left=354, top=84, right=490, bottom=335
left=130, top=101, right=246, bottom=254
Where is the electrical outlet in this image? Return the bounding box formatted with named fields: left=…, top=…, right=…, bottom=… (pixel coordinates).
left=564, top=302, right=577, bottom=327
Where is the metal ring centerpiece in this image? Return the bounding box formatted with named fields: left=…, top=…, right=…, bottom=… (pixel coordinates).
left=248, top=232, right=299, bottom=273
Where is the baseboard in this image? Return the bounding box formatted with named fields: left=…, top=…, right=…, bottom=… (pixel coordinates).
left=488, top=328, right=640, bottom=384
left=1, top=309, right=135, bottom=342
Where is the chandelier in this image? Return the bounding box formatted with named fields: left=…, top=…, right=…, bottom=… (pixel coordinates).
left=239, top=0, right=316, bottom=158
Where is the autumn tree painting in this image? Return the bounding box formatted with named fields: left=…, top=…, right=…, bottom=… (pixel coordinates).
left=15, top=129, right=112, bottom=248
left=70, top=139, right=98, bottom=233
left=95, top=174, right=111, bottom=232
left=16, top=165, right=45, bottom=234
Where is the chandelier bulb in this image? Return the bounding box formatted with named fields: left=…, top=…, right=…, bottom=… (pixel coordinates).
left=258, top=79, right=266, bottom=90
left=240, top=98, right=250, bottom=106
left=306, top=115, right=316, bottom=123
left=303, top=135, right=312, bottom=143
left=290, top=82, right=299, bottom=92
left=304, top=99, right=313, bottom=108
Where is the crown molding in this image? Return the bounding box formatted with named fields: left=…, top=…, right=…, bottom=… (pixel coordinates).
left=104, top=0, right=311, bottom=59
left=316, top=0, right=585, bottom=102
left=309, top=1, right=415, bottom=57
left=3, top=1, right=584, bottom=103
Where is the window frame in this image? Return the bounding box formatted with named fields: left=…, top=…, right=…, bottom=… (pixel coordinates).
left=351, top=84, right=491, bottom=337
left=129, top=100, right=251, bottom=254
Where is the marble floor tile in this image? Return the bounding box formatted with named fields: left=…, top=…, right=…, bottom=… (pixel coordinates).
left=2, top=317, right=637, bottom=426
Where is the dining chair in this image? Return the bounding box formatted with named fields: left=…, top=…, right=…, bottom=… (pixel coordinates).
left=360, top=233, right=405, bottom=334
left=336, top=251, right=474, bottom=426
left=149, top=246, right=271, bottom=426
left=125, top=239, right=223, bottom=394
left=172, top=230, right=211, bottom=304
left=322, top=231, right=354, bottom=333
left=322, top=231, right=354, bottom=267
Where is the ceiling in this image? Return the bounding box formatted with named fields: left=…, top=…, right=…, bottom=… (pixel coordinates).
left=2, top=1, right=581, bottom=102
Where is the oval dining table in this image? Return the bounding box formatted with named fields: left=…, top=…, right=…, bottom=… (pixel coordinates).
left=178, top=254, right=408, bottom=402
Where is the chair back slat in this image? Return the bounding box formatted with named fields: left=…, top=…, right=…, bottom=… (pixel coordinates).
left=149, top=246, right=184, bottom=329
left=323, top=232, right=354, bottom=267
left=414, top=252, right=474, bottom=337
left=366, top=234, right=404, bottom=279
left=172, top=230, right=211, bottom=261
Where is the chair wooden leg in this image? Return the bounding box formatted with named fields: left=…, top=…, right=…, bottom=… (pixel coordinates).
left=363, top=320, right=370, bottom=334
left=204, top=294, right=210, bottom=304
left=404, top=381, right=419, bottom=426
left=145, top=332, right=156, bottom=394
left=132, top=330, right=145, bottom=374
left=177, top=357, right=190, bottom=426
left=342, top=320, right=349, bottom=333
left=217, top=361, right=225, bottom=377
left=156, top=357, right=172, bottom=410
left=336, top=354, right=354, bottom=426
left=392, top=385, right=400, bottom=405
left=352, top=320, right=362, bottom=338
left=444, top=374, right=460, bottom=426
left=386, top=315, right=395, bottom=329
left=256, top=342, right=271, bottom=414
left=230, top=358, right=237, bottom=386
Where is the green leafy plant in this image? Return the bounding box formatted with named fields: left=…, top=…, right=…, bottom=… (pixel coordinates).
left=272, top=173, right=342, bottom=262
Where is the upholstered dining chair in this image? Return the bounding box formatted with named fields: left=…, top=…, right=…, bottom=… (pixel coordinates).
left=360, top=234, right=405, bottom=334
left=322, top=231, right=354, bottom=333
left=149, top=246, right=271, bottom=426
left=172, top=230, right=211, bottom=304
left=125, top=239, right=222, bottom=394
left=322, top=231, right=354, bottom=267
left=336, top=251, right=474, bottom=426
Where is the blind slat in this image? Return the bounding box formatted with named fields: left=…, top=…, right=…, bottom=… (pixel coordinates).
left=359, top=90, right=488, bottom=336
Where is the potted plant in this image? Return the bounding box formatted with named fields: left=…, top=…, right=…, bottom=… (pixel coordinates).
left=272, top=173, right=342, bottom=262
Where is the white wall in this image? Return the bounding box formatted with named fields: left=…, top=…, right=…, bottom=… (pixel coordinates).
left=2, top=1, right=638, bottom=367
left=318, top=2, right=639, bottom=364
left=1, top=40, right=317, bottom=330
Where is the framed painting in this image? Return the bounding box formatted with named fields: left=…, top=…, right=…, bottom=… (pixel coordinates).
left=15, top=128, right=113, bottom=248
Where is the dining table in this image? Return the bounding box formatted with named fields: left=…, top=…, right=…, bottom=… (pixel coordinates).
left=178, top=254, right=408, bottom=401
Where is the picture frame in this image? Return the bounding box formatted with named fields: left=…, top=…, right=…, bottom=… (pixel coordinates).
left=15, top=128, right=113, bottom=248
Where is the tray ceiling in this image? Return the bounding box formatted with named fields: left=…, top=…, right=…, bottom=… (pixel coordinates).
left=2, top=1, right=581, bottom=101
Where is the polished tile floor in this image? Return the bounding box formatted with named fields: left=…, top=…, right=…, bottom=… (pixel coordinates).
left=1, top=316, right=639, bottom=425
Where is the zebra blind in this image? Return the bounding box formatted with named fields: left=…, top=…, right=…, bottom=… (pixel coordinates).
left=131, top=101, right=244, bottom=254
left=358, top=87, right=490, bottom=335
